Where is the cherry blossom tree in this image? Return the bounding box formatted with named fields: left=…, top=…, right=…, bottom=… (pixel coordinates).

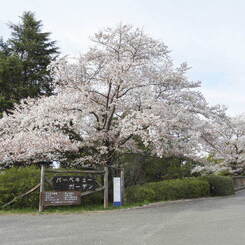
left=198, top=114, right=245, bottom=174
left=0, top=24, right=226, bottom=168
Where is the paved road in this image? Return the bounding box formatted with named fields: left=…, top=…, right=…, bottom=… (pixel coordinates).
left=1, top=191, right=245, bottom=245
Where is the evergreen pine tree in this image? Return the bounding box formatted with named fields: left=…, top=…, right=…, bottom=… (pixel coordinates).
left=8, top=11, right=59, bottom=98
left=0, top=39, right=23, bottom=116
left=0, top=11, right=59, bottom=116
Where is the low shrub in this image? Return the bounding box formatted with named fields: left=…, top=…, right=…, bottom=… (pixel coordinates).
left=126, top=178, right=210, bottom=203
left=198, top=175, right=234, bottom=196
left=81, top=191, right=104, bottom=205
left=0, top=166, right=104, bottom=209
left=0, top=166, right=40, bottom=208
left=124, top=185, right=156, bottom=203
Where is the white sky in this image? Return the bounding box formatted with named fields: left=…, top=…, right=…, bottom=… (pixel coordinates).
left=0, top=0, right=245, bottom=116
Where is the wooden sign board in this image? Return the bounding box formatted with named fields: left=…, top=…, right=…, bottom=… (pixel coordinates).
left=52, top=176, right=98, bottom=191
left=41, top=191, right=81, bottom=207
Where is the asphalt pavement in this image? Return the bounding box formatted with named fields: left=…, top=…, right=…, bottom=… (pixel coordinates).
left=1, top=191, right=245, bottom=245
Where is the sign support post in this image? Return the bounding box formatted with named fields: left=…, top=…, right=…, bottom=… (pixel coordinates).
left=104, top=166, right=109, bottom=208
left=39, top=164, right=45, bottom=212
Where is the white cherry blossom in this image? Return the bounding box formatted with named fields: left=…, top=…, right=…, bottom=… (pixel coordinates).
left=0, top=24, right=226, bottom=168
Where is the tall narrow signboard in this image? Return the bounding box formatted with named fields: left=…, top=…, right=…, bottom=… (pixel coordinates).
left=113, top=177, right=121, bottom=206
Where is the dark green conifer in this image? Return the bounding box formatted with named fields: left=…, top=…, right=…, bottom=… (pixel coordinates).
left=0, top=11, right=59, bottom=116
left=8, top=11, right=59, bottom=98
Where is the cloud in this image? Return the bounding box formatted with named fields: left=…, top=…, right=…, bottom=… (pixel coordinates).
left=201, top=87, right=245, bottom=116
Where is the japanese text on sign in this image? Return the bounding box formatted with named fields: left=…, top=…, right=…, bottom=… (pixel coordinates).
left=42, top=191, right=81, bottom=206
left=52, top=176, right=98, bottom=191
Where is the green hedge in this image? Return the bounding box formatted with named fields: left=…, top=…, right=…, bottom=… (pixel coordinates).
left=198, top=176, right=234, bottom=196
left=0, top=167, right=235, bottom=209
left=0, top=166, right=40, bottom=208
left=126, top=178, right=210, bottom=203
left=0, top=167, right=104, bottom=209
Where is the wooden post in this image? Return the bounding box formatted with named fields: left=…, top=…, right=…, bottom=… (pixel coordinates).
left=39, top=164, right=45, bottom=212
left=120, top=168, right=125, bottom=205
left=104, top=166, right=109, bottom=209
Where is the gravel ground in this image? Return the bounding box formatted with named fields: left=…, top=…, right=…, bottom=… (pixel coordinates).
left=1, top=191, right=245, bottom=245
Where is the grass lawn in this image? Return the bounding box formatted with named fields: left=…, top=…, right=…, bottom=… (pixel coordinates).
left=0, top=201, right=151, bottom=215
